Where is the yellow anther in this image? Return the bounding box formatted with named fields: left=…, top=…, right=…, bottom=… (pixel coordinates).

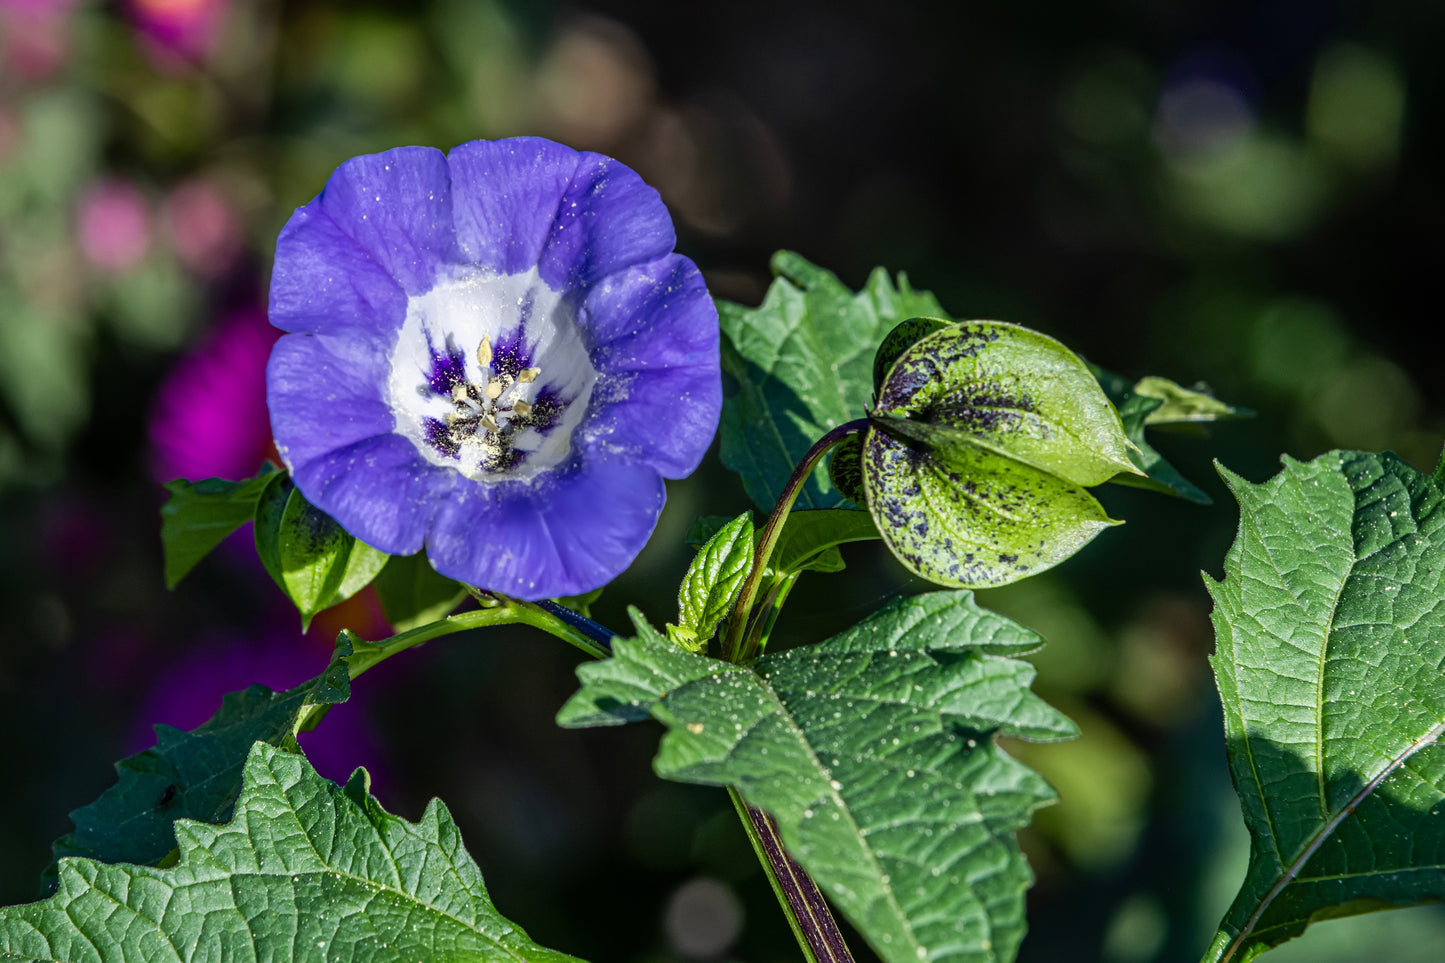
left=511, top=399, right=532, bottom=417
left=451, top=383, right=469, bottom=404
left=477, top=336, right=493, bottom=369
left=517, top=367, right=541, bottom=383
left=485, top=380, right=504, bottom=400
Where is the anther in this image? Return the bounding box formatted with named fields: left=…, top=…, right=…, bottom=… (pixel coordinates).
left=485, top=380, right=504, bottom=400
left=511, top=399, right=532, bottom=417
left=477, top=336, right=493, bottom=369
left=451, top=383, right=470, bottom=404
left=517, top=367, right=540, bottom=383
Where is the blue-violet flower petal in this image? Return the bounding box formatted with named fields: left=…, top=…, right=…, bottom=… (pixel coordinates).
left=265, top=137, right=721, bottom=599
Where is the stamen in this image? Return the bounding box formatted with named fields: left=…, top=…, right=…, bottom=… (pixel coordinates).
left=477, top=335, right=493, bottom=369
left=517, top=367, right=540, bottom=383
left=480, top=413, right=500, bottom=433
left=451, top=383, right=470, bottom=404
left=485, top=380, right=504, bottom=400
left=511, top=399, right=532, bottom=417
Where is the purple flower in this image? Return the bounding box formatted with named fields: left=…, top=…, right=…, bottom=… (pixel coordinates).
left=266, top=138, right=720, bottom=600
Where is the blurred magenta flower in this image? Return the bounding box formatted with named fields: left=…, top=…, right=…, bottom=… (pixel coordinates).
left=128, top=0, right=225, bottom=64
left=0, top=0, right=76, bottom=80
left=266, top=137, right=720, bottom=599
left=150, top=308, right=279, bottom=482
left=161, top=179, right=243, bottom=278
left=76, top=178, right=151, bottom=274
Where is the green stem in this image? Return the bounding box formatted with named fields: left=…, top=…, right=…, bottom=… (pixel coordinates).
left=721, top=419, right=869, bottom=663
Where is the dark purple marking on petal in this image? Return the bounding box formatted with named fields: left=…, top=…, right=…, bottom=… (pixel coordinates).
left=423, top=418, right=460, bottom=458
left=527, top=388, right=566, bottom=435
left=426, top=339, right=468, bottom=395
left=491, top=326, right=533, bottom=378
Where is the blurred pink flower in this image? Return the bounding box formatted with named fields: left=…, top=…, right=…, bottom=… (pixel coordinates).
left=77, top=178, right=152, bottom=273
left=128, top=0, right=226, bottom=65
left=150, top=307, right=279, bottom=482
left=161, top=179, right=243, bottom=278
left=0, top=0, right=76, bottom=80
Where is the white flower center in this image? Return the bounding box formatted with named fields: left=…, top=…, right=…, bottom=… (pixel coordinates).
left=387, top=268, right=597, bottom=483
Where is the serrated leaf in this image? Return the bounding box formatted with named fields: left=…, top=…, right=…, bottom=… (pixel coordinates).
left=864, top=322, right=1131, bottom=588
left=256, top=477, right=389, bottom=630
left=1203, top=451, right=1445, bottom=963
left=677, top=512, right=754, bottom=646
left=718, top=251, right=949, bottom=511
left=560, top=591, right=1075, bottom=963
left=159, top=467, right=276, bottom=589
left=10, top=743, right=581, bottom=963
left=373, top=551, right=466, bottom=632
left=49, top=634, right=354, bottom=881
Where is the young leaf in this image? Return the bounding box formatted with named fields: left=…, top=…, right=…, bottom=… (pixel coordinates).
left=256, top=477, right=389, bottom=629
left=864, top=322, right=1134, bottom=588
left=373, top=551, right=466, bottom=632
left=10, top=743, right=581, bottom=963
left=1204, top=451, right=1445, bottom=963
left=560, top=591, right=1075, bottom=963
left=674, top=511, right=754, bottom=649
left=50, top=633, right=354, bottom=879
left=770, top=508, right=879, bottom=575
left=1133, top=375, right=1251, bottom=425
left=718, top=251, right=949, bottom=511
left=1093, top=368, right=1250, bottom=504
left=159, top=467, right=276, bottom=589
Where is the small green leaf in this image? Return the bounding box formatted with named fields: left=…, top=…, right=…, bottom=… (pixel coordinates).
left=676, top=512, right=754, bottom=647
left=770, top=508, right=879, bottom=574
left=1134, top=375, right=1252, bottom=425
left=1094, top=371, right=1250, bottom=504
left=718, top=252, right=949, bottom=511
left=256, top=479, right=389, bottom=630
left=13, top=743, right=582, bottom=963
left=159, top=467, right=276, bottom=589
left=49, top=634, right=353, bottom=880
left=554, top=587, right=604, bottom=619
left=1204, top=451, right=1445, bottom=962
left=373, top=551, right=466, bottom=632
left=864, top=321, right=1132, bottom=588
left=560, top=591, right=1074, bottom=963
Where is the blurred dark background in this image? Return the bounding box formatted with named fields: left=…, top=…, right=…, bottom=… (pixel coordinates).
left=2, top=1, right=1443, bottom=961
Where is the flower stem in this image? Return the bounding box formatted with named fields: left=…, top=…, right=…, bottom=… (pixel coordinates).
left=721, top=418, right=870, bottom=663
left=346, top=607, right=518, bottom=680
left=729, top=789, right=857, bottom=963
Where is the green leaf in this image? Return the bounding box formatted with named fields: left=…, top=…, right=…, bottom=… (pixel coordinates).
left=159, top=467, right=276, bottom=589
left=1204, top=451, right=1445, bottom=963
left=49, top=634, right=354, bottom=880
left=11, top=743, right=581, bottom=963
left=560, top=591, right=1075, bottom=963
left=1111, top=394, right=1214, bottom=504
left=373, top=551, right=466, bottom=632
left=256, top=478, right=389, bottom=630
left=674, top=512, right=754, bottom=650
left=1133, top=375, right=1251, bottom=425
left=771, top=508, right=879, bottom=575
left=872, top=316, right=953, bottom=397
left=718, top=251, right=948, bottom=511
left=1093, top=369, right=1251, bottom=504
left=827, top=433, right=867, bottom=508
left=864, top=322, right=1132, bottom=588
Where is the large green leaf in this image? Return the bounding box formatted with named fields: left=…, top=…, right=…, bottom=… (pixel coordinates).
left=159, top=468, right=276, bottom=589
left=49, top=635, right=354, bottom=880
left=718, top=251, right=948, bottom=511
left=560, top=591, right=1075, bottom=963
left=1204, top=451, right=1445, bottom=963
left=8, top=743, right=581, bottom=963
left=864, top=322, right=1135, bottom=588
